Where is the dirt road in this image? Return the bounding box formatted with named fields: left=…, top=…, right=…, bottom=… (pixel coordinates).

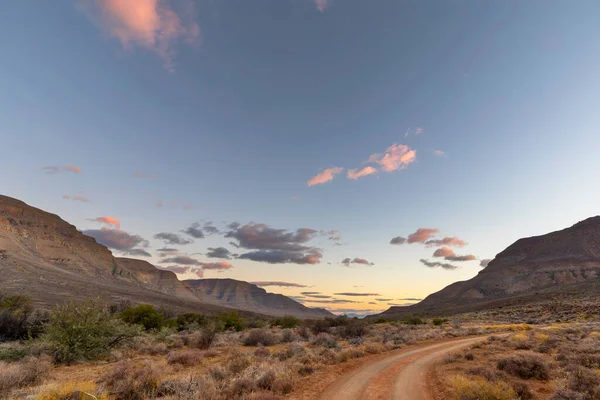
left=316, top=336, right=487, bottom=400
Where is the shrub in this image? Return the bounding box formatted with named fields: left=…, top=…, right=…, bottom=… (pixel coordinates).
left=100, top=360, right=160, bottom=400
left=0, top=356, right=52, bottom=392
left=510, top=380, right=534, bottom=400
left=220, top=311, right=246, bottom=332
left=281, top=329, right=295, bottom=343
left=0, top=294, right=47, bottom=341
left=432, top=317, right=448, bottom=326
left=566, top=366, right=600, bottom=399
left=186, top=328, right=217, bottom=349
left=120, top=304, right=164, bottom=331
left=311, top=333, right=338, bottom=348
left=340, top=321, right=368, bottom=339
left=43, top=299, right=139, bottom=363
left=244, top=329, right=279, bottom=346
left=0, top=344, right=29, bottom=361
left=273, top=315, right=300, bottom=329
left=448, top=375, right=517, bottom=400
left=174, top=312, right=207, bottom=331
left=401, top=315, right=425, bottom=325
left=497, top=352, right=550, bottom=380
left=166, top=349, right=203, bottom=366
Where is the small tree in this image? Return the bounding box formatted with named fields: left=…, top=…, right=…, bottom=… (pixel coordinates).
left=120, top=304, right=164, bottom=331
left=44, top=299, right=139, bottom=363
left=0, top=294, right=46, bottom=341
left=219, top=311, right=246, bottom=331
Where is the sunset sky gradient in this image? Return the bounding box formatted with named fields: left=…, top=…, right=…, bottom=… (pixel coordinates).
left=2, top=0, right=600, bottom=316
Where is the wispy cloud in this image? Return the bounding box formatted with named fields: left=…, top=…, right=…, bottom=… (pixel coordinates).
left=375, top=298, right=393, bottom=302
left=341, top=257, right=374, bottom=267
left=433, top=150, right=446, bottom=157
left=206, top=247, right=231, bottom=259
left=88, top=216, right=121, bottom=229
left=366, top=144, right=417, bottom=172
left=200, top=261, right=233, bottom=270
left=133, top=171, right=157, bottom=179
left=63, top=194, right=90, bottom=202
left=251, top=281, right=308, bottom=288
left=315, top=0, right=328, bottom=12
left=43, top=165, right=82, bottom=174
left=334, top=292, right=381, bottom=297
left=425, top=236, right=467, bottom=248
left=80, top=0, right=201, bottom=72
left=307, top=167, right=344, bottom=187
left=419, top=259, right=458, bottom=270
left=154, top=232, right=193, bottom=245
left=347, top=166, right=378, bottom=180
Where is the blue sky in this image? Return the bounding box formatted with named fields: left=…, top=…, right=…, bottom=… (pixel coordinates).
left=2, top=0, right=600, bottom=315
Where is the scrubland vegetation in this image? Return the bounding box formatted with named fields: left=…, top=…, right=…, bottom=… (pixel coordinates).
left=0, top=293, right=522, bottom=399
left=438, top=323, right=600, bottom=400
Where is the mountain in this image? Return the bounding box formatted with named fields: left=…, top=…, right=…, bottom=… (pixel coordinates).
left=376, top=217, right=600, bottom=319
left=0, top=195, right=330, bottom=319
left=183, top=279, right=333, bottom=318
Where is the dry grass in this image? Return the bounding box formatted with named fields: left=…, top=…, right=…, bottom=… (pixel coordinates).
left=448, top=374, right=516, bottom=400
left=0, top=356, right=52, bottom=393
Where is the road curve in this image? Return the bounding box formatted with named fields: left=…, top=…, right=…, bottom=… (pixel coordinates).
left=318, top=336, right=487, bottom=400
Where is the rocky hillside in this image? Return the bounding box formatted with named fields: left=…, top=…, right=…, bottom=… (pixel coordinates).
left=0, top=195, right=330, bottom=319
left=376, top=216, right=600, bottom=319
left=184, top=279, right=333, bottom=318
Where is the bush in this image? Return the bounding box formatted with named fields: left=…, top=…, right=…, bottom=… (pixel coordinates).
left=497, top=352, right=550, bottom=380
left=311, top=333, right=338, bottom=349
left=281, top=329, right=295, bottom=343
left=273, top=315, right=300, bottom=329
left=120, top=304, right=164, bottom=331
left=0, top=294, right=47, bottom=341
left=401, top=315, right=425, bottom=325
left=186, top=328, right=217, bottom=349
left=174, top=312, right=207, bottom=331
left=244, top=329, right=279, bottom=346
left=565, top=366, right=600, bottom=399
left=432, top=317, right=448, bottom=326
left=220, top=311, right=246, bottom=332
left=166, top=349, right=203, bottom=366
left=100, top=360, right=160, bottom=400
left=448, top=375, right=517, bottom=400
left=0, top=356, right=52, bottom=392
left=340, top=321, right=368, bottom=339
left=43, top=299, right=139, bottom=363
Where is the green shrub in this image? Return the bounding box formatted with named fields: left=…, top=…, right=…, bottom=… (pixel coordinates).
left=0, top=294, right=47, bottom=341
left=220, top=311, right=246, bottom=332
left=401, top=315, right=425, bottom=325
left=174, top=312, right=207, bottom=331
left=120, top=304, right=164, bottom=331
left=273, top=316, right=300, bottom=329
left=432, top=317, right=448, bottom=326
left=43, top=299, right=139, bottom=363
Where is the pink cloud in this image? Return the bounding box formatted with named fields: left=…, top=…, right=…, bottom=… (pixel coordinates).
left=433, top=150, right=445, bottom=157
left=307, top=167, right=344, bottom=187
left=315, top=0, right=328, bottom=12
left=366, top=144, right=416, bottom=172
left=433, top=247, right=455, bottom=258
left=347, top=166, right=378, bottom=180
left=407, top=228, right=439, bottom=244
left=82, top=0, right=201, bottom=72
left=425, top=236, right=468, bottom=248
left=88, top=216, right=121, bottom=229
left=200, top=261, right=233, bottom=270
left=43, top=165, right=82, bottom=174
left=65, top=165, right=82, bottom=174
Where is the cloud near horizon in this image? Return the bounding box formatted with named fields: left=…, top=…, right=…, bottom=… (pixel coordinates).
left=347, top=166, right=378, bottom=180
left=307, top=167, right=344, bottom=186
left=251, top=282, right=308, bottom=288
left=341, top=257, right=374, bottom=267
left=419, top=259, right=458, bottom=270
left=390, top=236, right=407, bottom=245
left=80, top=0, right=201, bottom=72
left=334, top=292, right=381, bottom=297
left=206, top=247, right=231, bottom=259
left=88, top=216, right=121, bottom=229
left=425, top=236, right=468, bottom=247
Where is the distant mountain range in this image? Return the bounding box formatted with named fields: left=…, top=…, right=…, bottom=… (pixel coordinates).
left=0, top=195, right=332, bottom=319
left=375, top=216, right=600, bottom=319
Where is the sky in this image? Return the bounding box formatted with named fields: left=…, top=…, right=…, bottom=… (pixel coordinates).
left=1, top=0, right=600, bottom=317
